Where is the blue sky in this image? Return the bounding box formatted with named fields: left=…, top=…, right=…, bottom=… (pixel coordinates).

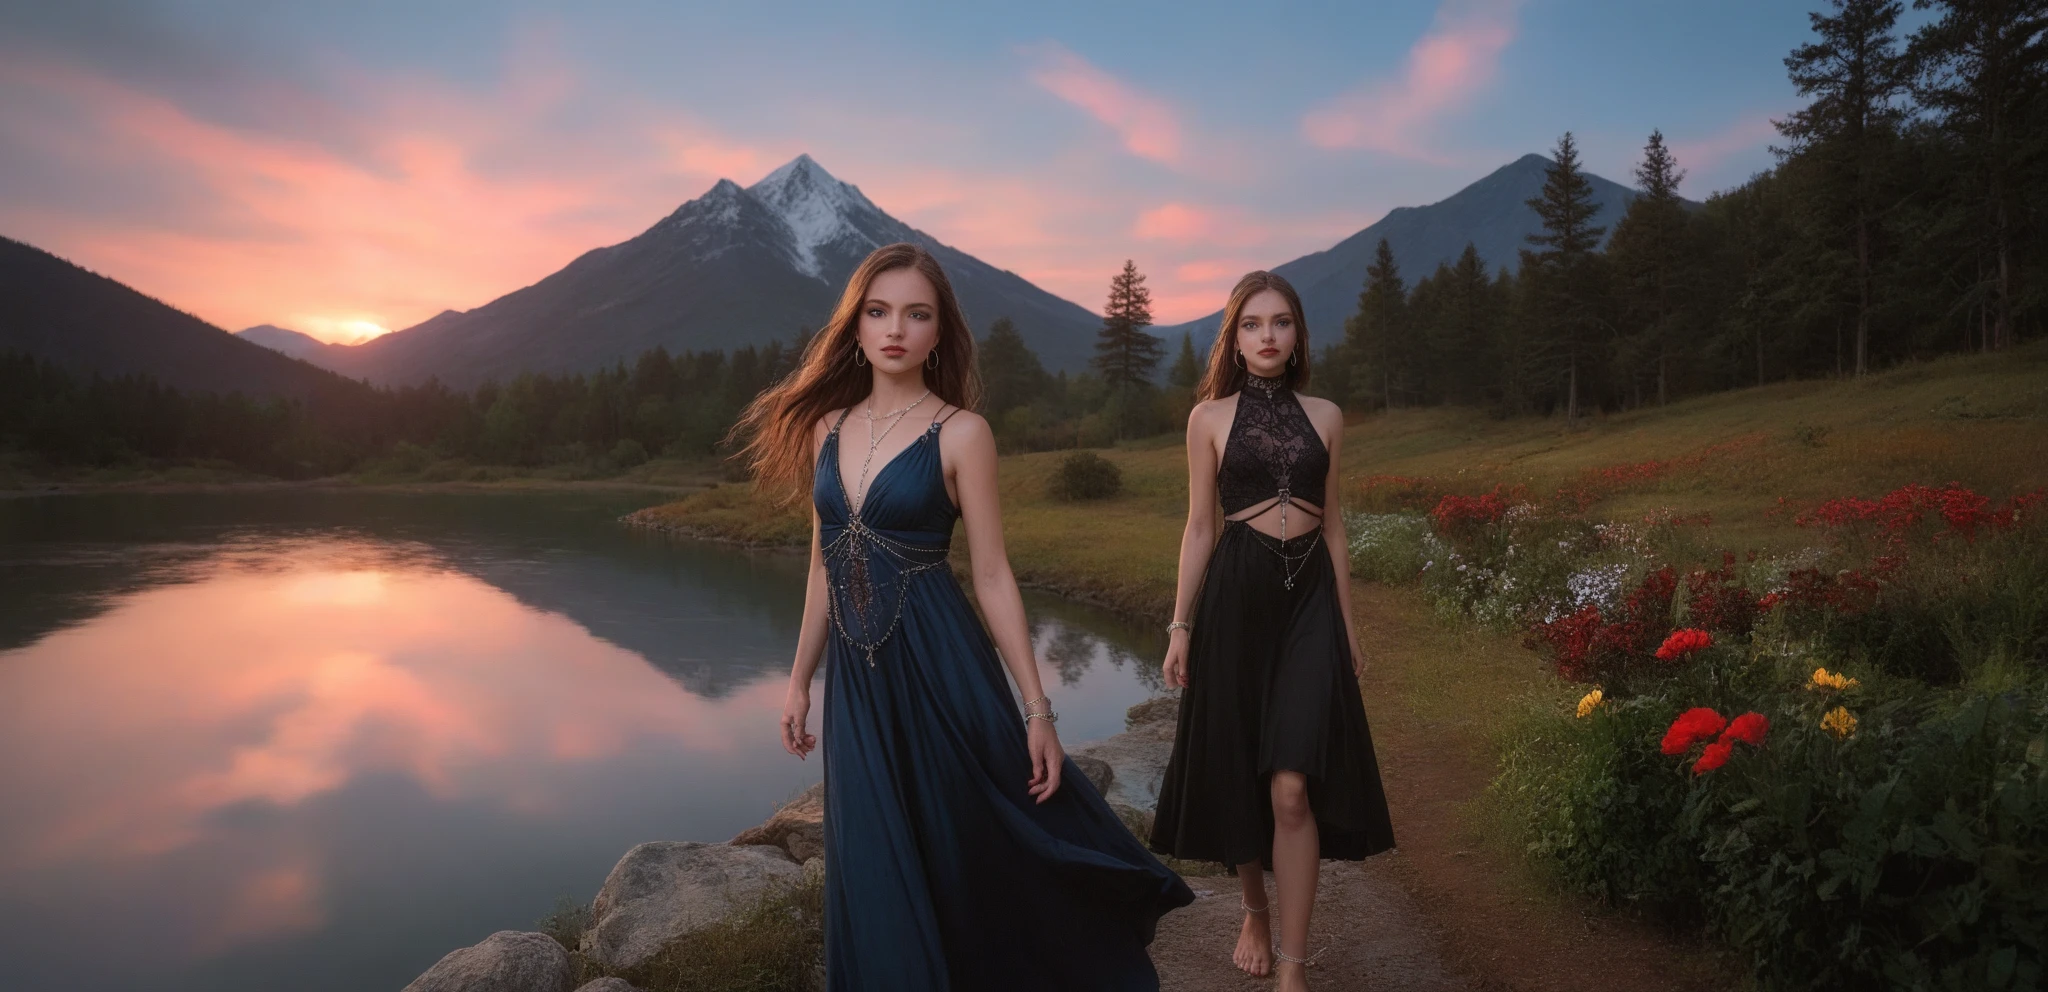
left=0, top=0, right=1872, bottom=342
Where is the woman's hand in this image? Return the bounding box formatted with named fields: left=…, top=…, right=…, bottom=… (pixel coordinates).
left=1162, top=629, right=1191, bottom=688
left=1351, top=644, right=1367, bottom=677
left=1026, top=719, right=1065, bottom=803
left=781, top=682, right=817, bottom=759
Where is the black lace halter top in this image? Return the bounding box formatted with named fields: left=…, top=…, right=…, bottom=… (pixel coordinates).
left=1218, top=373, right=1329, bottom=519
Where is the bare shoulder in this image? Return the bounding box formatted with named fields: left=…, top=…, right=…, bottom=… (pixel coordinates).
left=1189, top=394, right=1236, bottom=430
left=934, top=407, right=993, bottom=449
left=811, top=409, right=845, bottom=449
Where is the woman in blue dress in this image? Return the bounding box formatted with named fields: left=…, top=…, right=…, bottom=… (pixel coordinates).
left=732, top=242, right=1193, bottom=990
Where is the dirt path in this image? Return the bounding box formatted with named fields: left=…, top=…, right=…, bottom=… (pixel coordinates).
left=1146, top=585, right=1738, bottom=991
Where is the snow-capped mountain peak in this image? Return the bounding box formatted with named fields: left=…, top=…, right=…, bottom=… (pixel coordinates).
left=746, top=154, right=881, bottom=278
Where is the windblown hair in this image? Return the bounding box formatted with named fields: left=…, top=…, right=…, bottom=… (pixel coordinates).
left=1196, top=270, right=1312, bottom=402
left=727, top=242, right=982, bottom=506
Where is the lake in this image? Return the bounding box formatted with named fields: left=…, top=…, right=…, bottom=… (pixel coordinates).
left=0, top=491, right=1167, bottom=992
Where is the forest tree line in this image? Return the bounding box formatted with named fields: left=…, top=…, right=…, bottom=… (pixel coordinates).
left=3, top=0, right=2040, bottom=477
left=1319, top=0, right=2047, bottom=423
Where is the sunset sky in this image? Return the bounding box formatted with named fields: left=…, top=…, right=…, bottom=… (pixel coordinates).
left=0, top=1, right=1854, bottom=343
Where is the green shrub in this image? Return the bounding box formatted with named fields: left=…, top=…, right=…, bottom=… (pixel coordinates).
left=610, top=438, right=649, bottom=469
left=537, top=895, right=592, bottom=951
left=1496, top=656, right=2048, bottom=991
left=1050, top=450, right=1121, bottom=500
left=1344, top=512, right=1441, bottom=584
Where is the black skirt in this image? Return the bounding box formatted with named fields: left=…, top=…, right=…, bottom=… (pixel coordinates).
left=1148, top=520, right=1397, bottom=867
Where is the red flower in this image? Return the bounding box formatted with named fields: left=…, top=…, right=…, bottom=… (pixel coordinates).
left=1655, top=628, right=1713, bottom=660
left=1721, top=711, right=1769, bottom=747
left=1660, top=707, right=1727, bottom=755
left=1757, top=592, right=1783, bottom=611
left=1692, top=739, right=1734, bottom=775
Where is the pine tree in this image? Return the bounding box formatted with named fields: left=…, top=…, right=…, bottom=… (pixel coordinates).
left=978, top=317, right=1051, bottom=415
left=1428, top=244, right=1502, bottom=406
left=1092, top=260, right=1163, bottom=387
left=1344, top=238, right=1410, bottom=410
left=1092, top=260, right=1164, bottom=439
left=1522, top=132, right=1610, bottom=426
left=1777, top=0, right=1910, bottom=374
left=1168, top=331, right=1202, bottom=390
left=1607, top=130, right=1695, bottom=406
left=1908, top=0, right=2048, bottom=351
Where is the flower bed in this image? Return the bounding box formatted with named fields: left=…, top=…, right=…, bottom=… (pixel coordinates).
left=1349, top=481, right=2048, bottom=990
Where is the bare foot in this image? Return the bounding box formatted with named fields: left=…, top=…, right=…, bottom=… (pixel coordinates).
left=1233, top=905, right=1272, bottom=976
left=1276, top=958, right=1310, bottom=992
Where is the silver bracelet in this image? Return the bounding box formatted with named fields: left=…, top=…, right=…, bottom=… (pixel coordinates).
left=1024, top=710, right=1059, bottom=725
left=1167, top=621, right=1192, bottom=634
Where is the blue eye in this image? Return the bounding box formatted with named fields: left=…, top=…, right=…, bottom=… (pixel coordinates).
left=866, top=308, right=884, bottom=318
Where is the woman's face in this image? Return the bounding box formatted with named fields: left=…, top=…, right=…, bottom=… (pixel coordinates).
left=857, top=267, right=942, bottom=375
left=1234, top=288, right=1298, bottom=378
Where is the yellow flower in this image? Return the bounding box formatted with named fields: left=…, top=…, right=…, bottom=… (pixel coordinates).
left=1576, top=689, right=1605, bottom=718
left=1808, top=667, right=1860, bottom=692
left=1821, top=706, right=1858, bottom=739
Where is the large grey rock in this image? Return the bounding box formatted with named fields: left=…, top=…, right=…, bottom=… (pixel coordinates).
left=582, top=841, right=804, bottom=971
left=402, top=930, right=573, bottom=992
left=1124, top=695, right=1180, bottom=732
left=731, top=781, right=824, bottom=862
left=1069, top=696, right=1178, bottom=811
left=573, top=980, right=640, bottom=992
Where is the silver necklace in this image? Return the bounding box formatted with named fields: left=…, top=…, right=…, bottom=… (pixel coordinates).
left=849, top=389, right=930, bottom=515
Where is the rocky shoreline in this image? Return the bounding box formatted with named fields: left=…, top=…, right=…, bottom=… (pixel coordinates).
left=400, top=695, right=1181, bottom=992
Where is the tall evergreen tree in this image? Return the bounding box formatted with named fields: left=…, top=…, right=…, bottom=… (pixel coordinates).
left=978, top=317, right=1051, bottom=415
left=1607, top=130, right=1695, bottom=405
left=1908, top=0, right=2048, bottom=351
left=1092, top=260, right=1163, bottom=388
left=1522, top=132, right=1610, bottom=425
left=1426, top=244, right=1503, bottom=406
left=1168, top=331, right=1203, bottom=390
left=1345, top=238, right=1411, bottom=410
left=1778, top=0, right=1911, bottom=374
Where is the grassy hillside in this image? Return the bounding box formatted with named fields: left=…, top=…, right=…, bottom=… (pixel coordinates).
left=632, top=341, right=2048, bottom=616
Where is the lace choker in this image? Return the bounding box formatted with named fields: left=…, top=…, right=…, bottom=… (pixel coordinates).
left=1243, top=372, right=1286, bottom=397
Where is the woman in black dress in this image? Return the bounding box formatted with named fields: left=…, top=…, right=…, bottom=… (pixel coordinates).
left=1150, top=270, right=1396, bottom=991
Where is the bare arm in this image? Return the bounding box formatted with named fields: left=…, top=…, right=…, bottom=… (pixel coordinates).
left=1163, top=401, right=1224, bottom=688
left=780, top=417, right=836, bottom=759
left=1313, top=403, right=1366, bottom=675
left=945, top=410, right=1065, bottom=802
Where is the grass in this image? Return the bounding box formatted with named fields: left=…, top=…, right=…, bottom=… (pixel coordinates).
left=632, top=341, right=2048, bottom=613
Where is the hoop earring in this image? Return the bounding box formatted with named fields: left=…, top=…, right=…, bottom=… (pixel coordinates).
left=1288, top=350, right=1298, bottom=368
left=1233, top=351, right=1245, bottom=369
left=926, top=349, right=938, bottom=370
left=853, top=347, right=866, bottom=367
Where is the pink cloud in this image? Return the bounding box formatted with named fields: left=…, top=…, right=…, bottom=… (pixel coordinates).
left=1667, top=112, right=1783, bottom=182
left=1133, top=202, right=1271, bottom=247
left=0, top=52, right=772, bottom=343
left=1302, top=0, right=1520, bottom=163
left=1022, top=41, right=1184, bottom=166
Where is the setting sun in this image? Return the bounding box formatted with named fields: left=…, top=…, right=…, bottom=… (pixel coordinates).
left=297, top=318, right=392, bottom=346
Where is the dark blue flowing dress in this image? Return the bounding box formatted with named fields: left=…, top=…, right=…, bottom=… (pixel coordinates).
left=815, top=408, right=1193, bottom=991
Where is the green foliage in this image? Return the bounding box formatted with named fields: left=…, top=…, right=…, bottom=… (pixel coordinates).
left=1497, top=657, right=2048, bottom=992
left=610, top=437, right=649, bottom=468
left=1343, top=511, right=1443, bottom=585
left=537, top=895, right=593, bottom=952
left=1050, top=450, right=1123, bottom=500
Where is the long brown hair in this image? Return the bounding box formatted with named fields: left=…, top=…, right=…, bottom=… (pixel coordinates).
left=727, top=242, right=983, bottom=505
left=1195, top=270, right=1311, bottom=401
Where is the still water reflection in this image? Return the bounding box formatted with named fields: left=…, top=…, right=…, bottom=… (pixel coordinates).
left=0, top=493, right=1165, bottom=992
